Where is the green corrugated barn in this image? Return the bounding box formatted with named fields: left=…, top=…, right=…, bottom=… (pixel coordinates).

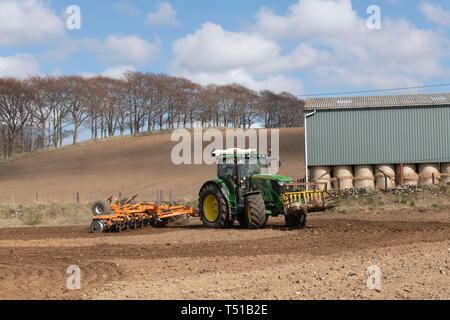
left=305, top=93, right=450, bottom=166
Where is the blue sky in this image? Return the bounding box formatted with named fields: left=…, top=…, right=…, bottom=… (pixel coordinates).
left=0, top=0, right=450, bottom=97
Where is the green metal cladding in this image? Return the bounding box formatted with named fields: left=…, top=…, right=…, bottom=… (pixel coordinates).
left=305, top=105, right=450, bottom=166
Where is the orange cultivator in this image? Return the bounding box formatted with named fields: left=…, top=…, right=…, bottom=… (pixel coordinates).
left=90, top=195, right=198, bottom=233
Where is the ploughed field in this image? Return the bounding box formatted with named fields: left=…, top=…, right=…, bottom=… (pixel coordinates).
left=0, top=128, right=304, bottom=205
left=0, top=209, right=448, bottom=300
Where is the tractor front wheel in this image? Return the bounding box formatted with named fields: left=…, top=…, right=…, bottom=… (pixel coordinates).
left=245, top=193, right=267, bottom=229
left=199, top=184, right=231, bottom=228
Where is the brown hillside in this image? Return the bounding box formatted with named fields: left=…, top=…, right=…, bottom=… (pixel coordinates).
left=0, top=128, right=304, bottom=205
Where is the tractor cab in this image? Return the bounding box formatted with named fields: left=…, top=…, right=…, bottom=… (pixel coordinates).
left=217, top=151, right=272, bottom=191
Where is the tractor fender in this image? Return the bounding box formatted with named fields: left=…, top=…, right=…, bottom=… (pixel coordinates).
left=245, top=191, right=261, bottom=197
left=199, top=180, right=231, bottom=218
left=199, top=180, right=230, bottom=200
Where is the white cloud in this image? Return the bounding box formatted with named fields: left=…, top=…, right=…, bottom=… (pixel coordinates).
left=100, top=65, right=136, bottom=79
left=146, top=2, right=179, bottom=26
left=178, top=69, right=303, bottom=94
left=254, top=0, right=358, bottom=40
left=0, top=53, right=40, bottom=78
left=250, top=43, right=333, bottom=74
left=172, top=22, right=280, bottom=74
left=113, top=2, right=142, bottom=16
left=44, top=35, right=161, bottom=68
left=42, top=38, right=98, bottom=63
left=419, top=2, right=450, bottom=27
left=0, top=0, right=65, bottom=46
left=252, top=0, right=450, bottom=88
left=80, top=65, right=136, bottom=79
left=79, top=72, right=97, bottom=79
left=170, top=0, right=450, bottom=93
left=171, top=22, right=306, bottom=92
left=98, top=35, right=161, bottom=67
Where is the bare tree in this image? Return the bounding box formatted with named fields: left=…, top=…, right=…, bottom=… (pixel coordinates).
left=124, top=72, right=149, bottom=135
left=0, top=72, right=304, bottom=158
left=0, top=78, right=33, bottom=159
left=61, top=76, right=89, bottom=144
left=29, top=76, right=62, bottom=149
left=260, top=91, right=304, bottom=128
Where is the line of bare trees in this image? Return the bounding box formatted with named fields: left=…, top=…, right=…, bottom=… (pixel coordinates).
left=0, top=72, right=304, bottom=160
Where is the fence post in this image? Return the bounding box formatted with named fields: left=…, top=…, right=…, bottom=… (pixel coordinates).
left=385, top=175, right=388, bottom=190
left=77, top=192, right=80, bottom=203
left=432, top=173, right=435, bottom=185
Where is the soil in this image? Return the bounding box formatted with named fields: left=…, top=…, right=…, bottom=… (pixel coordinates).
left=0, top=209, right=448, bottom=300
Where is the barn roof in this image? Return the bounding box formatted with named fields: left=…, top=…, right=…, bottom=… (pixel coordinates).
left=305, top=93, right=450, bottom=110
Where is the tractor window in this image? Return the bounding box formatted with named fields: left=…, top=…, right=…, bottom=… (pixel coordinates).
left=218, top=162, right=234, bottom=180
left=241, top=157, right=269, bottom=177
left=218, top=162, right=236, bottom=191
left=218, top=156, right=269, bottom=180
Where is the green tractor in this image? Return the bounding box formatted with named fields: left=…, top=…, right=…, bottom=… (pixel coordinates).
left=198, top=149, right=328, bottom=229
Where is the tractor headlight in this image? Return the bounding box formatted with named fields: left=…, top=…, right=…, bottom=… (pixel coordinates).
left=277, top=182, right=285, bottom=187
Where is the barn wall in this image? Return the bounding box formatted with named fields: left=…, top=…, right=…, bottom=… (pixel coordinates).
left=306, top=105, right=450, bottom=166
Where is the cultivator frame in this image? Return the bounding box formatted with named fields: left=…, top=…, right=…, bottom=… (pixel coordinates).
left=90, top=195, right=198, bottom=233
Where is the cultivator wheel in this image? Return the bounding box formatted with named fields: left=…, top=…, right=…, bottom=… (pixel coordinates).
left=92, top=200, right=111, bottom=216
left=90, top=220, right=106, bottom=234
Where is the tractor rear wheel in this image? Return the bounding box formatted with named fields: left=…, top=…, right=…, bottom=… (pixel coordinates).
left=92, top=200, right=111, bottom=216
left=199, top=184, right=231, bottom=228
left=245, top=193, right=267, bottom=229
left=285, top=213, right=306, bottom=229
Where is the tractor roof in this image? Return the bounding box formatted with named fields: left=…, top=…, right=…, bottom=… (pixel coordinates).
left=213, top=148, right=269, bottom=158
